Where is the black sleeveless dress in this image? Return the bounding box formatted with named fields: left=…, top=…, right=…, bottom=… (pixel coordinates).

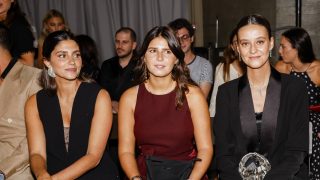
left=290, top=70, right=320, bottom=179
left=37, top=82, right=119, bottom=179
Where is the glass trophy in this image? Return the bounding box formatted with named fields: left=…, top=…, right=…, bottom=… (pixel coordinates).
left=238, top=152, right=271, bottom=180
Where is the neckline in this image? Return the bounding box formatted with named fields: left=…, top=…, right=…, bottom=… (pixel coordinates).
left=143, top=82, right=176, bottom=96
left=186, top=55, right=197, bottom=65
left=290, top=62, right=311, bottom=73
left=56, top=82, right=84, bottom=153
left=57, top=82, right=83, bottom=127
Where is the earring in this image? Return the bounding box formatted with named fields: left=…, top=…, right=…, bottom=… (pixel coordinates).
left=238, top=54, right=242, bottom=62
left=143, top=64, right=148, bottom=80
left=269, top=51, right=272, bottom=58
left=48, top=66, right=56, bottom=78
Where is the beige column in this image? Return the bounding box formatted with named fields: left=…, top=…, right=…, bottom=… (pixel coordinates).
left=191, top=0, right=204, bottom=47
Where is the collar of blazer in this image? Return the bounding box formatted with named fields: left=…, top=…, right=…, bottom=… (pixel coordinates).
left=238, top=67, right=281, bottom=156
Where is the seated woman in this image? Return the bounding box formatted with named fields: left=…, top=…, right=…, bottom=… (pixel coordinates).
left=214, top=14, right=309, bottom=179
left=209, top=27, right=245, bottom=118
left=25, top=30, right=119, bottom=179
left=276, top=27, right=320, bottom=179
left=118, top=26, right=213, bottom=180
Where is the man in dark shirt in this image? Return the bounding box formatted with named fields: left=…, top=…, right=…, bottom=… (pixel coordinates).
left=99, top=27, right=137, bottom=178
left=99, top=27, right=137, bottom=113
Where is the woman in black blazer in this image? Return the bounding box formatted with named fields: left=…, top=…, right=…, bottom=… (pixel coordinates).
left=214, top=14, right=309, bottom=180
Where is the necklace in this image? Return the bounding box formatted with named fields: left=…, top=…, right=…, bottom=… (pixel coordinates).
left=291, top=63, right=311, bottom=72
left=249, top=78, right=269, bottom=97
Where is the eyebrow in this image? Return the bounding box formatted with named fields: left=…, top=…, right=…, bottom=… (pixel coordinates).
left=239, top=36, right=267, bottom=41
left=55, top=50, right=80, bottom=54
left=147, top=47, right=171, bottom=50
left=178, top=34, right=189, bottom=37
left=55, top=51, right=67, bottom=54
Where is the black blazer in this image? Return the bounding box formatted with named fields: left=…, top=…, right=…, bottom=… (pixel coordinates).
left=213, top=68, right=309, bottom=180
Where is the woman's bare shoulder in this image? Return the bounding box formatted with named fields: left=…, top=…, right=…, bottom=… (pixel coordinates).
left=26, top=94, right=37, bottom=107
left=186, top=85, right=205, bottom=102
left=120, top=85, right=139, bottom=105
left=122, top=85, right=139, bottom=97
left=274, top=60, right=290, bottom=74
left=311, top=59, right=320, bottom=69
left=309, top=60, right=320, bottom=86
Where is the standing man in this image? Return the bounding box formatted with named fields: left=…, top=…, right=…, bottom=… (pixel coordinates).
left=99, top=27, right=137, bottom=178
left=169, top=18, right=213, bottom=98
left=0, top=24, right=41, bottom=179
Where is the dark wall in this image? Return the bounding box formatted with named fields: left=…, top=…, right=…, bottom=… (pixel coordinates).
left=203, top=0, right=276, bottom=50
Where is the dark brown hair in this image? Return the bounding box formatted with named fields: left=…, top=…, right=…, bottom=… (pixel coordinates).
left=115, top=27, right=137, bottom=42
left=3, top=1, right=30, bottom=28
left=282, top=27, right=316, bottom=63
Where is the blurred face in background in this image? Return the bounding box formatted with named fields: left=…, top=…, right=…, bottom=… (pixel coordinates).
left=278, top=36, right=298, bottom=64
left=231, top=35, right=238, bottom=52
left=115, top=31, right=136, bottom=58
left=0, top=0, right=13, bottom=20
left=175, top=27, right=193, bottom=54
left=45, top=16, right=65, bottom=33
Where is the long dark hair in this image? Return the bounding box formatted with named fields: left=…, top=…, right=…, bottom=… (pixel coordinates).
left=0, top=23, right=11, bottom=50
left=282, top=27, right=316, bottom=63
left=75, top=34, right=100, bottom=81
left=134, top=26, right=196, bottom=108
left=40, top=30, right=77, bottom=94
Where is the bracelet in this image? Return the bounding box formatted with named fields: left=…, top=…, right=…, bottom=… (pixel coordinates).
left=131, top=175, right=143, bottom=180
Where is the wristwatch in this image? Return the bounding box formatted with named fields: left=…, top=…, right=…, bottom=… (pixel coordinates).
left=0, top=170, right=5, bottom=180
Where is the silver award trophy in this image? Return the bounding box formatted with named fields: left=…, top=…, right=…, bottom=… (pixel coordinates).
left=238, top=152, right=271, bottom=180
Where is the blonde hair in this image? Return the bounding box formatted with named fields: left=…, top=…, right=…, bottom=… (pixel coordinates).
left=41, top=9, right=68, bottom=36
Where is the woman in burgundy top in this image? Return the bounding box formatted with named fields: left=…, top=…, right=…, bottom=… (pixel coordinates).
left=118, top=26, right=213, bottom=180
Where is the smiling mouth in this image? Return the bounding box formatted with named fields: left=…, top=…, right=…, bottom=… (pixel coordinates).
left=155, top=65, right=165, bottom=69
left=249, top=56, right=260, bottom=60
left=65, top=68, right=77, bottom=72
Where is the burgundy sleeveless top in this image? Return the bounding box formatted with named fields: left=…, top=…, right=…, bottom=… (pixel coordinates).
left=134, top=83, right=196, bottom=177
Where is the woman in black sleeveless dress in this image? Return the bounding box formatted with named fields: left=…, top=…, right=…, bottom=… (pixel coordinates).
left=25, top=31, right=119, bottom=179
